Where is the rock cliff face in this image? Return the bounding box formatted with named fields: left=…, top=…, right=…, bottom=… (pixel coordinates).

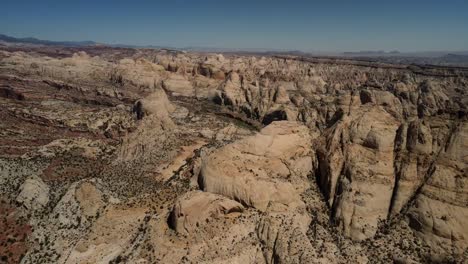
left=317, top=106, right=400, bottom=241
left=0, top=46, right=467, bottom=263
left=407, top=122, right=468, bottom=260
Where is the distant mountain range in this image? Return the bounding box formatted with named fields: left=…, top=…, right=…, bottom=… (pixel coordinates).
left=343, top=50, right=401, bottom=55
left=342, top=50, right=468, bottom=58
left=0, top=34, right=100, bottom=47
left=0, top=33, right=188, bottom=50
left=0, top=34, right=303, bottom=52
left=1, top=33, right=468, bottom=66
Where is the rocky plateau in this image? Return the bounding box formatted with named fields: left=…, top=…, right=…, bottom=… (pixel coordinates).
left=0, top=45, right=467, bottom=263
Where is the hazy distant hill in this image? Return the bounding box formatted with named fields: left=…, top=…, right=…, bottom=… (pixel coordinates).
left=0, top=34, right=98, bottom=47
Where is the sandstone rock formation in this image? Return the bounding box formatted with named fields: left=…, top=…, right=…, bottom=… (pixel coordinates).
left=317, top=106, right=400, bottom=240
left=407, top=122, right=468, bottom=260
left=200, top=121, right=314, bottom=212
left=169, top=191, right=244, bottom=233
left=0, top=45, right=467, bottom=263
left=117, top=89, right=175, bottom=162
left=162, top=74, right=194, bottom=97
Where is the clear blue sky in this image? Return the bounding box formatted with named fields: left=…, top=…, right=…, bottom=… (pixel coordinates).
left=1, top=0, right=467, bottom=52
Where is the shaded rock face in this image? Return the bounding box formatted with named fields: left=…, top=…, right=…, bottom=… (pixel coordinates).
left=390, top=119, right=436, bottom=217
left=262, top=109, right=288, bottom=125
left=214, top=71, right=296, bottom=123
left=1, top=47, right=467, bottom=263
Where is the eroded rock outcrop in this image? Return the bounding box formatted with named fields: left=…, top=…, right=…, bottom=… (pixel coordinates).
left=23, top=178, right=117, bottom=263
left=391, top=119, right=438, bottom=216
left=65, top=206, right=147, bottom=264
left=132, top=88, right=175, bottom=121
left=16, top=176, right=49, bottom=211
left=317, top=106, right=400, bottom=240
left=407, top=122, right=468, bottom=260
left=215, top=72, right=297, bottom=124
left=200, top=121, right=314, bottom=212
left=169, top=191, right=244, bottom=234
left=162, top=74, right=194, bottom=97
left=195, top=121, right=318, bottom=263
left=117, top=89, right=176, bottom=162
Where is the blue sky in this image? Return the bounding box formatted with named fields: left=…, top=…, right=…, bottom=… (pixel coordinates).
left=1, top=0, right=467, bottom=52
